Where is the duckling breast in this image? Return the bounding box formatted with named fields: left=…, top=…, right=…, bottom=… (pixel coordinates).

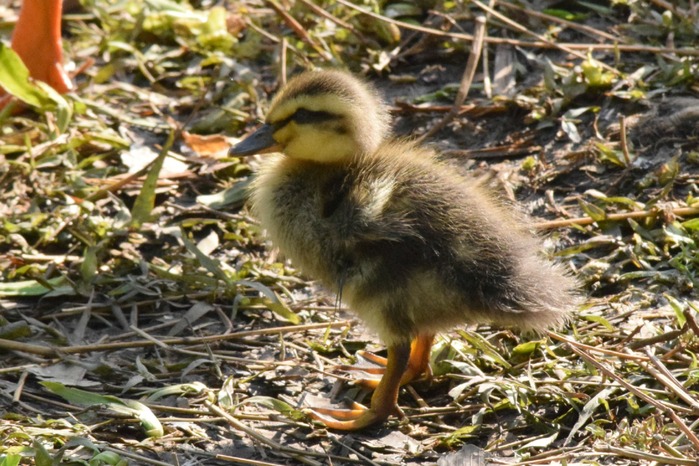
left=250, top=155, right=358, bottom=283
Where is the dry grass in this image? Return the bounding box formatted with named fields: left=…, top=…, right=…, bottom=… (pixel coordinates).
left=1, top=0, right=698, bottom=464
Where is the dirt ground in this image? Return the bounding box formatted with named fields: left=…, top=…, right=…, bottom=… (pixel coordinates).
left=1, top=1, right=698, bottom=465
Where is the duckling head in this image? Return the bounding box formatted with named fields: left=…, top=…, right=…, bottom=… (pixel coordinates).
left=230, top=70, right=390, bottom=163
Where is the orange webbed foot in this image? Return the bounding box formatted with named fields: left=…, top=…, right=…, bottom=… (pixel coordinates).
left=335, top=334, right=435, bottom=390
left=305, top=338, right=437, bottom=430
left=335, top=350, right=388, bottom=389
left=306, top=400, right=403, bottom=430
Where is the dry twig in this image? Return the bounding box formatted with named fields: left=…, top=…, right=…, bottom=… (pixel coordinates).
left=420, top=15, right=487, bottom=142
left=0, top=321, right=352, bottom=357
left=534, top=206, right=699, bottom=230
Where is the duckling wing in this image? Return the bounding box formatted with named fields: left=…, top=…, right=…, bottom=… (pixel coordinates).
left=251, top=153, right=430, bottom=290
left=320, top=167, right=423, bottom=244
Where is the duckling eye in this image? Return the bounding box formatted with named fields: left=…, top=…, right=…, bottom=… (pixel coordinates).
left=291, top=108, right=339, bottom=124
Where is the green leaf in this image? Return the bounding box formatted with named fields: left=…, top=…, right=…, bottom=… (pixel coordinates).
left=0, top=321, right=31, bottom=340
left=594, top=142, right=627, bottom=167
left=261, top=295, right=301, bottom=324
left=511, top=340, right=540, bottom=356
left=0, top=44, right=72, bottom=132
left=34, top=441, right=53, bottom=466
left=586, top=189, right=645, bottom=210
left=520, top=155, right=538, bottom=171
left=239, top=280, right=300, bottom=324
left=0, top=277, right=73, bottom=297
left=41, top=382, right=164, bottom=438
left=579, top=200, right=607, bottom=222
left=242, top=396, right=306, bottom=421
left=542, top=8, right=584, bottom=21
left=81, top=245, right=99, bottom=282
left=565, top=386, right=619, bottom=445
left=36, top=80, right=73, bottom=133
left=197, top=6, right=236, bottom=52
left=181, top=228, right=233, bottom=285
left=130, top=130, right=175, bottom=227
left=0, top=455, right=21, bottom=466
left=682, top=218, right=699, bottom=231
left=581, top=314, right=615, bottom=331
left=581, top=59, right=615, bottom=88
left=144, top=382, right=208, bottom=402
left=197, top=178, right=251, bottom=209
left=0, top=44, right=52, bottom=108
left=42, top=380, right=120, bottom=404
left=90, top=451, right=126, bottom=466
left=440, top=424, right=479, bottom=447
left=664, top=294, right=687, bottom=327
left=457, top=330, right=512, bottom=369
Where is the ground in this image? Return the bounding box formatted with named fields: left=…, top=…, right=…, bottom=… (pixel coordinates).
left=1, top=1, right=698, bottom=465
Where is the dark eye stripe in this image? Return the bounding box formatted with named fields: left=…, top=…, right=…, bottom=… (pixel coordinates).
left=293, top=108, right=341, bottom=124
left=273, top=108, right=341, bottom=129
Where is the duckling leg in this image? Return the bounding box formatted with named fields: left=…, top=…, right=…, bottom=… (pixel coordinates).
left=404, top=333, right=434, bottom=382
left=307, top=341, right=411, bottom=430
left=338, top=334, right=434, bottom=389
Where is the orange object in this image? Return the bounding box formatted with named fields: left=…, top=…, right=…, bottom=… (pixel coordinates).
left=311, top=334, right=435, bottom=429
left=0, top=0, right=72, bottom=108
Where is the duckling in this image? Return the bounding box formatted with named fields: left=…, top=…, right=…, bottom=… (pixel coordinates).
left=229, top=69, right=578, bottom=430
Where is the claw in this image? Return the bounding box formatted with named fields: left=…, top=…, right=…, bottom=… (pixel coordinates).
left=306, top=400, right=404, bottom=430
left=355, top=350, right=389, bottom=366
left=307, top=401, right=368, bottom=421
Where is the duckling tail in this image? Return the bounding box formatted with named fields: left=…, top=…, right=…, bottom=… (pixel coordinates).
left=500, top=258, right=580, bottom=332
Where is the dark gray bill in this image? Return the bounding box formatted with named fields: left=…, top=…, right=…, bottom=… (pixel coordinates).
left=229, top=124, right=280, bottom=156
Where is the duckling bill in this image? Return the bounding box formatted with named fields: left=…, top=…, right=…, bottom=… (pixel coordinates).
left=230, top=69, right=578, bottom=430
